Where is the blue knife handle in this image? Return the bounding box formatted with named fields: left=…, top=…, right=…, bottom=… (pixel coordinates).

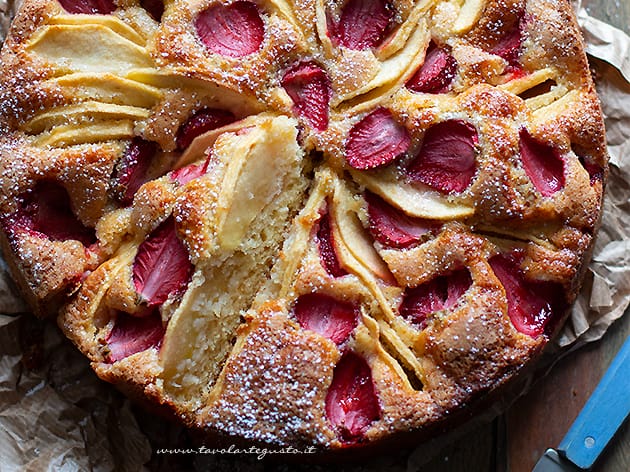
left=558, top=336, right=630, bottom=470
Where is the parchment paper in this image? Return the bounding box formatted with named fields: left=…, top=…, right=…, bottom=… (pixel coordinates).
left=0, top=4, right=629, bottom=471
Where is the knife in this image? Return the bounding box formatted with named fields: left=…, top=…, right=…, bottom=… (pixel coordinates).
left=532, top=335, right=630, bottom=471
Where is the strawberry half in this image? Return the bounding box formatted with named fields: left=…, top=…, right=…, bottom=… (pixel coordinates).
left=489, top=252, right=565, bottom=338
left=333, top=0, right=393, bottom=51
left=578, top=155, right=603, bottom=186
left=519, top=129, right=565, bottom=197
left=176, top=108, right=236, bottom=151
left=8, top=181, right=96, bottom=246
left=491, top=16, right=524, bottom=75
left=325, top=351, right=380, bottom=443
left=365, top=191, right=438, bottom=248
left=400, top=269, right=472, bottom=328
left=195, top=1, right=265, bottom=58
left=405, top=120, right=478, bottom=194
left=141, top=0, right=164, bottom=21
left=281, top=61, right=331, bottom=132
left=293, top=293, right=358, bottom=345
left=105, top=310, right=165, bottom=363
left=169, top=160, right=210, bottom=185
left=132, top=217, right=194, bottom=307
left=316, top=208, right=348, bottom=278
left=406, top=42, right=457, bottom=94
left=345, top=108, right=411, bottom=170
left=111, top=137, right=158, bottom=206
left=58, top=0, right=116, bottom=14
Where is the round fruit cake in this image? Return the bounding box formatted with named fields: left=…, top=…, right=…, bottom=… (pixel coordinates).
left=0, top=0, right=607, bottom=449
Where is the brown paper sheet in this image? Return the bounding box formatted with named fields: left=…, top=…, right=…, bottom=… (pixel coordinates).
left=0, top=4, right=629, bottom=470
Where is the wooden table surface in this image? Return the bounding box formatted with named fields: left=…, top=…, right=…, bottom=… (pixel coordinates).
left=415, top=3, right=630, bottom=470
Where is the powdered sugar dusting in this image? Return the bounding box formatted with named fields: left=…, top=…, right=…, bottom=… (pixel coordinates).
left=0, top=0, right=608, bottom=450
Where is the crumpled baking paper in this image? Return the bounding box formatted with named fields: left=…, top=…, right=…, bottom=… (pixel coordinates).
left=0, top=4, right=629, bottom=471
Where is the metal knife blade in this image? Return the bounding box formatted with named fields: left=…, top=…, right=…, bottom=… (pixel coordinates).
left=532, top=336, right=630, bottom=471
left=532, top=449, right=580, bottom=472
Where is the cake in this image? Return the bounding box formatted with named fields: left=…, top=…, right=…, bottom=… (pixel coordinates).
left=0, top=0, right=607, bottom=450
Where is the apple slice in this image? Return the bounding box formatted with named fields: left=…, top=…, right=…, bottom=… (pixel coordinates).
left=26, top=25, right=152, bottom=74
left=497, top=67, right=555, bottom=96
left=48, top=15, right=145, bottom=46
left=375, top=0, right=431, bottom=59
left=174, top=114, right=263, bottom=169
left=331, top=183, right=394, bottom=284
left=351, top=167, right=475, bottom=220
left=338, top=20, right=428, bottom=104
left=214, top=116, right=302, bottom=251
left=34, top=121, right=135, bottom=147
left=452, top=0, right=486, bottom=34
left=23, top=101, right=150, bottom=135
left=48, top=73, right=163, bottom=108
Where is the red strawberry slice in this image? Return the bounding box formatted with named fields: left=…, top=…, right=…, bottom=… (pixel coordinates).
left=176, top=108, right=236, bottom=151
left=325, top=351, right=380, bottom=443
left=400, top=278, right=444, bottom=328
left=406, top=43, right=457, bottom=94
left=58, top=0, right=116, bottom=14
left=492, top=27, right=521, bottom=66
left=491, top=17, right=524, bottom=74
left=519, top=129, right=565, bottom=197
left=281, top=62, right=331, bottom=132
left=406, top=120, right=478, bottom=194
left=141, top=0, right=164, bottom=21
left=400, top=268, right=472, bottom=328
left=316, top=209, right=348, bottom=278
left=334, top=0, right=393, bottom=51
left=445, top=269, right=473, bottom=308
left=345, top=108, right=411, bottom=170
left=169, top=160, right=209, bottom=185
left=489, top=252, right=565, bottom=338
left=577, top=154, right=603, bottom=186
left=365, top=191, right=438, bottom=248
left=132, top=217, right=194, bottom=306
left=105, top=310, right=165, bottom=363
left=9, top=181, right=96, bottom=246
left=293, top=293, right=358, bottom=345
left=111, top=137, right=157, bottom=206
left=195, top=1, right=265, bottom=58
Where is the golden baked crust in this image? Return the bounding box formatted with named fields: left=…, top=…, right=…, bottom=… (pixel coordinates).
left=0, top=0, right=607, bottom=450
